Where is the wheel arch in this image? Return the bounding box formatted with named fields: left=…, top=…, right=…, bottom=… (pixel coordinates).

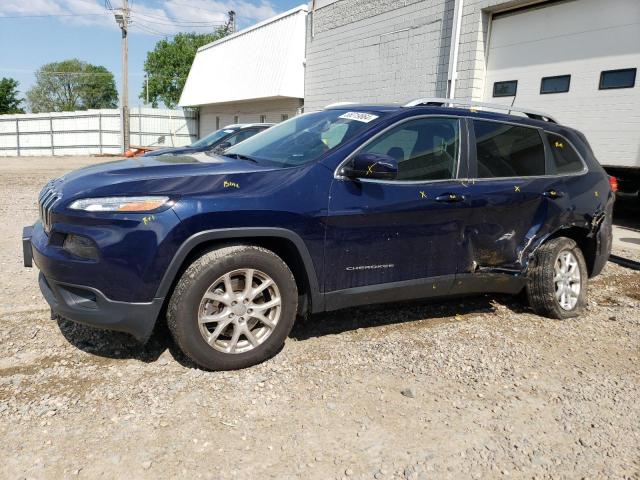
left=529, top=225, right=599, bottom=277
left=155, top=228, right=323, bottom=315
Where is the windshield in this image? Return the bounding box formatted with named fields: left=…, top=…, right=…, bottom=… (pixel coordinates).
left=190, top=128, right=237, bottom=148
left=223, top=110, right=385, bottom=167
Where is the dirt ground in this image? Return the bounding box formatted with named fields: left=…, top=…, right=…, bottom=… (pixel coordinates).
left=1, top=156, right=639, bottom=479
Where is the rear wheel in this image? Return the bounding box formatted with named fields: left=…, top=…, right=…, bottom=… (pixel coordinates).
left=527, top=237, right=587, bottom=319
left=167, top=245, right=298, bottom=370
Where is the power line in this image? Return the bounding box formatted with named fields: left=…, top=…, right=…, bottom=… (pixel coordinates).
left=0, top=13, right=108, bottom=19
left=131, top=11, right=226, bottom=27
left=131, top=22, right=173, bottom=37
left=130, top=8, right=224, bottom=24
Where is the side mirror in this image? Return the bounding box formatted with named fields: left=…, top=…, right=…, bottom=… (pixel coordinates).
left=341, top=153, right=398, bottom=180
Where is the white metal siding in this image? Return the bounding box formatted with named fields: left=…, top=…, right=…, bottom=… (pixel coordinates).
left=179, top=6, right=307, bottom=107
left=0, top=108, right=198, bottom=156
left=199, top=99, right=302, bottom=137
left=484, top=0, right=640, bottom=168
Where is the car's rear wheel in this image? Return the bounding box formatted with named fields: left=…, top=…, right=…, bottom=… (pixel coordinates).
left=527, top=237, right=587, bottom=319
left=167, top=245, right=298, bottom=370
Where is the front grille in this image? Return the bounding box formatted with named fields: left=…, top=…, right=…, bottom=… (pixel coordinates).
left=38, top=179, right=62, bottom=233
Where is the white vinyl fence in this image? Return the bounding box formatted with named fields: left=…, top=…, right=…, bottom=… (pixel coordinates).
left=0, top=108, right=198, bottom=156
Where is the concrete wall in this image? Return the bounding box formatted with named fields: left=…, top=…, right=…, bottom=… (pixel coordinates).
left=199, top=98, right=303, bottom=136
left=304, top=0, right=541, bottom=110
left=305, top=0, right=456, bottom=111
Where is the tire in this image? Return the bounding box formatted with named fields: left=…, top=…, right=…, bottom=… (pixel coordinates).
left=167, top=245, right=298, bottom=370
left=526, top=237, right=588, bottom=319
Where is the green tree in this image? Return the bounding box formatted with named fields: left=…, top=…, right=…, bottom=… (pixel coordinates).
left=26, top=59, right=118, bottom=113
left=141, top=29, right=228, bottom=108
left=0, top=77, right=25, bottom=114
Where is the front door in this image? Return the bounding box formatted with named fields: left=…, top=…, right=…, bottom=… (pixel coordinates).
left=325, top=116, right=470, bottom=298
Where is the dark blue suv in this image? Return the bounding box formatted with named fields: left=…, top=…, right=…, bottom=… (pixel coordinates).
left=23, top=99, right=614, bottom=370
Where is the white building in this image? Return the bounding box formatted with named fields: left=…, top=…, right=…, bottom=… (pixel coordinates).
left=305, top=0, right=640, bottom=179
left=179, top=5, right=307, bottom=135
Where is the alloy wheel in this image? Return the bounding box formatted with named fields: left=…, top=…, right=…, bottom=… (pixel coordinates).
left=553, top=250, right=581, bottom=311
left=197, top=268, right=282, bottom=354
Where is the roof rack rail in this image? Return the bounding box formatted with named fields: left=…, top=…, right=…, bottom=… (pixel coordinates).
left=403, top=97, right=557, bottom=123
left=324, top=101, right=360, bottom=109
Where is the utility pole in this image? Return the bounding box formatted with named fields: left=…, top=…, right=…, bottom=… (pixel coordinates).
left=114, top=0, right=130, bottom=152
left=228, top=10, right=236, bottom=34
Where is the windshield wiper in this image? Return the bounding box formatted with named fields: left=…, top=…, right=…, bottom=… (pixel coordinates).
left=223, top=153, right=259, bottom=163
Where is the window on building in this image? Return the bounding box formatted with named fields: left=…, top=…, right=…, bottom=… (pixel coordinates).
left=281, top=114, right=289, bottom=122
left=541, top=75, right=571, bottom=94
left=493, top=80, right=518, bottom=97
left=234, top=115, right=239, bottom=124
left=599, top=68, right=636, bottom=90
left=215, top=116, right=220, bottom=129
left=546, top=133, right=584, bottom=175
left=260, top=115, right=266, bottom=123
left=360, top=117, right=460, bottom=181
left=473, top=121, right=545, bottom=178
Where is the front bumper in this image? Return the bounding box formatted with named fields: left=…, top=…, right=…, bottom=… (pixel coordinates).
left=24, top=225, right=163, bottom=342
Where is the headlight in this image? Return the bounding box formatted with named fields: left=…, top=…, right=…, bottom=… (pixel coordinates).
left=68, top=196, right=171, bottom=212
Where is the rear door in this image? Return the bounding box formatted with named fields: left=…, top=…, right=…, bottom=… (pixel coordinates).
left=460, top=118, right=570, bottom=273
left=324, top=115, right=470, bottom=295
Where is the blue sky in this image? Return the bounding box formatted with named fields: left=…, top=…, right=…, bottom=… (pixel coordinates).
left=0, top=0, right=303, bottom=109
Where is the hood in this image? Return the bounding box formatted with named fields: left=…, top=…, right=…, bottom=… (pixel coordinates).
left=53, top=152, right=277, bottom=204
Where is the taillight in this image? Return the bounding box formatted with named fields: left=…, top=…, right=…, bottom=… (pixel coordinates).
left=608, top=176, right=618, bottom=193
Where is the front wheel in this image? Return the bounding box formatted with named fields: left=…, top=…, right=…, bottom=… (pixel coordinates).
left=527, top=237, right=588, bottom=319
left=167, top=245, right=298, bottom=370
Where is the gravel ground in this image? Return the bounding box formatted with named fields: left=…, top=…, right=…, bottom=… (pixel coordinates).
left=1, top=156, right=639, bottom=479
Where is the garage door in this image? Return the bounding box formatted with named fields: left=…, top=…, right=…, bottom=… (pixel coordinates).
left=483, top=0, right=640, bottom=169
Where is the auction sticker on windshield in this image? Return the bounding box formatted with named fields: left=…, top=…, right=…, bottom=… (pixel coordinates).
left=339, top=112, right=379, bottom=123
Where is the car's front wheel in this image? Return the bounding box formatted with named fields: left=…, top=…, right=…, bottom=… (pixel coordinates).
left=527, top=237, right=588, bottom=319
left=167, top=245, right=298, bottom=370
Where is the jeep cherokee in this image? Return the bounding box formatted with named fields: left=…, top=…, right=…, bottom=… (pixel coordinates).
left=23, top=98, right=614, bottom=370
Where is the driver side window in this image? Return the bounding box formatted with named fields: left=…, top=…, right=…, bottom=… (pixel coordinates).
left=361, top=117, right=460, bottom=181
left=226, top=129, right=257, bottom=146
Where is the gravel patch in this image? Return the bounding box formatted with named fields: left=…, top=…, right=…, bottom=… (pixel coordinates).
left=1, top=156, right=638, bottom=479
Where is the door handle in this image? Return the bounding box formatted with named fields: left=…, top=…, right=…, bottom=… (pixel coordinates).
left=435, top=193, right=465, bottom=203
left=542, top=189, right=564, bottom=199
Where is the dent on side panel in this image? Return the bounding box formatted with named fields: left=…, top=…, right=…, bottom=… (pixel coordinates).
left=461, top=181, right=541, bottom=273
left=461, top=177, right=575, bottom=274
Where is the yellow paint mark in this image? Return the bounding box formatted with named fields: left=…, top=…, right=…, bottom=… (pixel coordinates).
left=419, top=191, right=427, bottom=199
left=594, top=191, right=599, bottom=197
left=514, top=185, right=521, bottom=193
left=142, top=215, right=156, bottom=225
left=366, top=164, right=374, bottom=176
left=469, top=107, right=477, bottom=113
left=224, top=180, right=240, bottom=189
left=554, top=141, right=564, bottom=148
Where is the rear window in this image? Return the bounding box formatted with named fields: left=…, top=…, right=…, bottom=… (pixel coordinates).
left=473, top=121, right=545, bottom=178
left=547, top=133, right=584, bottom=174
